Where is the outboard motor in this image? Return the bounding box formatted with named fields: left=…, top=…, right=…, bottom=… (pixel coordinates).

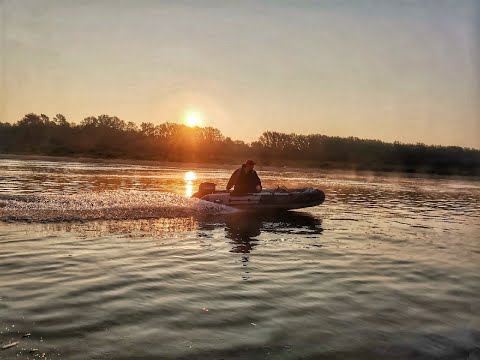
left=191, top=182, right=216, bottom=198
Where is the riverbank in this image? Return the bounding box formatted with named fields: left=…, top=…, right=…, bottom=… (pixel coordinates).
left=0, top=153, right=239, bottom=170
left=1, top=153, right=478, bottom=181
left=2, top=116, right=479, bottom=177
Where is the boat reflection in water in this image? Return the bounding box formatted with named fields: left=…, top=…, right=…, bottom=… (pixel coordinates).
left=218, top=211, right=323, bottom=280
left=223, top=211, right=323, bottom=254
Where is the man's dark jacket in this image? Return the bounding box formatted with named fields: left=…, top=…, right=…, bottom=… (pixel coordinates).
left=227, top=165, right=262, bottom=194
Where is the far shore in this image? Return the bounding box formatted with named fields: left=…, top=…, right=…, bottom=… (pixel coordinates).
left=1, top=153, right=478, bottom=181
left=0, top=153, right=240, bottom=170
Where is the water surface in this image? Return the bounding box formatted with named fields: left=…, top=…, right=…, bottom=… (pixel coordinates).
left=0, top=159, right=479, bottom=359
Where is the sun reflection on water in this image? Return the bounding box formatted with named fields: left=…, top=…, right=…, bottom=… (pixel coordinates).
left=184, top=171, right=197, bottom=197
left=184, top=171, right=197, bottom=182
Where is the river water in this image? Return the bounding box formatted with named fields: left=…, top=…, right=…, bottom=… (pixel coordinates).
left=0, top=159, right=479, bottom=359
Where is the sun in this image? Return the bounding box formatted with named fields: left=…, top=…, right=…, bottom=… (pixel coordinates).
left=184, top=111, right=204, bottom=127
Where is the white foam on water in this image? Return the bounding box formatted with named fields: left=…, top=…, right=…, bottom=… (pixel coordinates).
left=0, top=190, right=238, bottom=222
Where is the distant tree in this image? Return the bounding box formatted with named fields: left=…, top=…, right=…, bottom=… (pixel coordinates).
left=140, top=122, right=155, bottom=137
left=53, top=114, right=69, bottom=126
left=40, top=114, right=51, bottom=125
left=18, top=113, right=43, bottom=127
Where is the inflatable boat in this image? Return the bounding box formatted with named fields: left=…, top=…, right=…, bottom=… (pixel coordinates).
left=192, top=183, right=325, bottom=211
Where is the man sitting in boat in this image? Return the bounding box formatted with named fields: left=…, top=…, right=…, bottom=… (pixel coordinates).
left=226, top=160, right=262, bottom=194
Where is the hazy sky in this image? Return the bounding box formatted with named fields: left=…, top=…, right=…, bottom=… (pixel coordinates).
left=1, top=0, right=479, bottom=147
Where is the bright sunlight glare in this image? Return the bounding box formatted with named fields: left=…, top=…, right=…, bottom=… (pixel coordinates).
left=184, top=111, right=204, bottom=127
left=184, top=171, right=197, bottom=197
left=184, top=171, right=197, bottom=182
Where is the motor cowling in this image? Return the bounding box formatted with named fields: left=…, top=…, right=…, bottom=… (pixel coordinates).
left=191, top=182, right=216, bottom=198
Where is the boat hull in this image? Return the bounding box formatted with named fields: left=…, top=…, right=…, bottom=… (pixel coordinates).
left=200, top=189, right=325, bottom=212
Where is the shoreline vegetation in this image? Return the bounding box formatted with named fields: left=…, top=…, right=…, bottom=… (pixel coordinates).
left=1, top=113, right=479, bottom=176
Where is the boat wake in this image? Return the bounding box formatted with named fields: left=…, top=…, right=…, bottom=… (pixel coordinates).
left=0, top=191, right=238, bottom=223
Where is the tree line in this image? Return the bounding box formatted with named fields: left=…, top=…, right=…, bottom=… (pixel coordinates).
left=0, top=113, right=479, bottom=175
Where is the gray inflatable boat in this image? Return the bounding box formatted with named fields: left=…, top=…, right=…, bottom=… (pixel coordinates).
left=192, top=183, right=325, bottom=211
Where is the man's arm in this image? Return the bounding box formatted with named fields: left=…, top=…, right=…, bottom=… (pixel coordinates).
left=226, top=169, right=240, bottom=190
left=254, top=171, right=262, bottom=192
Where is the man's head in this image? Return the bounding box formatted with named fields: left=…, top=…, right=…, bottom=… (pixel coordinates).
left=244, top=159, right=255, bottom=172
